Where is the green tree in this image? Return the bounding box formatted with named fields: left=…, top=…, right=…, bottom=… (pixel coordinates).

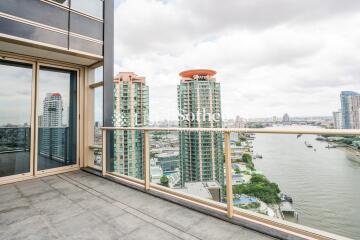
left=242, top=153, right=252, bottom=163
left=235, top=168, right=241, bottom=174
left=160, top=175, right=169, bottom=187
left=242, top=153, right=254, bottom=169
left=233, top=174, right=281, bottom=204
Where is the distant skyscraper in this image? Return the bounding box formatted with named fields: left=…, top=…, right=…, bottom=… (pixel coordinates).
left=39, top=93, right=64, bottom=159
left=282, top=113, right=290, bottom=123
left=113, top=72, right=149, bottom=179
left=332, top=111, right=342, bottom=129
left=234, top=115, right=245, bottom=128
left=340, top=91, right=360, bottom=129
left=177, top=69, right=224, bottom=187
left=41, top=93, right=63, bottom=127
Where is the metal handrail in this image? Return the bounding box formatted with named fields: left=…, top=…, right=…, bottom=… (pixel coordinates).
left=101, top=126, right=360, bottom=135
left=100, top=126, right=355, bottom=240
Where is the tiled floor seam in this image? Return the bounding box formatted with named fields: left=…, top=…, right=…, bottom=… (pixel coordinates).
left=59, top=173, right=202, bottom=240
left=19, top=190, right=64, bottom=239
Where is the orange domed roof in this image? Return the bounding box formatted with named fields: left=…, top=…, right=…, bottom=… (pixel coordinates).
left=179, top=69, right=216, bottom=78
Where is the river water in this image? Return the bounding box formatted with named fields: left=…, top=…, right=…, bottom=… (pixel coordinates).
left=252, top=126, right=360, bottom=239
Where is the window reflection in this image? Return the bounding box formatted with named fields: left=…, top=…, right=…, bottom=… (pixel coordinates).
left=0, top=60, right=32, bottom=177
left=37, top=67, right=77, bottom=171
left=71, top=0, right=103, bottom=19
left=94, top=86, right=103, bottom=146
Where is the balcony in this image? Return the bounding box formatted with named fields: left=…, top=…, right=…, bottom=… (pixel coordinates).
left=98, top=127, right=358, bottom=240
left=0, top=170, right=273, bottom=240
left=1, top=126, right=358, bottom=240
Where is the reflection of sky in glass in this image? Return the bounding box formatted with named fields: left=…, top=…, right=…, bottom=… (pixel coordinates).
left=71, top=0, right=103, bottom=19
left=0, top=62, right=32, bottom=126
left=38, top=68, right=71, bottom=125
left=0, top=62, right=104, bottom=126
left=94, top=87, right=103, bottom=124
left=93, top=66, right=103, bottom=124
left=95, top=66, right=103, bottom=83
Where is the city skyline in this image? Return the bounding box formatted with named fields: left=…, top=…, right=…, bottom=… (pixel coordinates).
left=114, top=0, right=360, bottom=121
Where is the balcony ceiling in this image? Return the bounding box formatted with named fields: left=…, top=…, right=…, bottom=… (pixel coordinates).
left=0, top=39, right=101, bottom=66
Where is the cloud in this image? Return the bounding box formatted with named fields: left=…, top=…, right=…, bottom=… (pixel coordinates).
left=114, top=0, right=360, bottom=120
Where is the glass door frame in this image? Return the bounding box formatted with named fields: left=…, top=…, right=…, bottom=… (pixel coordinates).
left=0, top=55, right=36, bottom=184
left=34, top=62, right=81, bottom=176
left=84, top=61, right=104, bottom=171
left=0, top=51, right=84, bottom=185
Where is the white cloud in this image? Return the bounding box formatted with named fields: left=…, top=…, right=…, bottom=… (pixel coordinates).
left=114, top=0, right=360, bottom=120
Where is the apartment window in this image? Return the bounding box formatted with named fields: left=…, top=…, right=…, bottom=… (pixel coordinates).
left=71, top=0, right=103, bottom=19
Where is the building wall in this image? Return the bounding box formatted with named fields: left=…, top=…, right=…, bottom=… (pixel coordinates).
left=178, top=73, right=224, bottom=188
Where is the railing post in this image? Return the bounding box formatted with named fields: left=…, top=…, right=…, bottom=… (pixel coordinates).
left=144, top=130, right=150, bottom=190
left=224, top=131, right=233, bottom=218
left=102, top=129, right=107, bottom=176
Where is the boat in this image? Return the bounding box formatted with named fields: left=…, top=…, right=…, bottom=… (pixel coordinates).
left=254, top=153, right=263, bottom=159
left=304, top=141, right=313, bottom=148
left=325, top=144, right=336, bottom=149
left=280, top=193, right=293, bottom=203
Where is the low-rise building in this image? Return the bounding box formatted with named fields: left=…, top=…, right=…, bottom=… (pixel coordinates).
left=157, top=151, right=179, bottom=173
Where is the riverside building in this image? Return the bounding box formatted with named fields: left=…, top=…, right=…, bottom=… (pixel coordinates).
left=340, top=91, right=360, bottom=129
left=332, top=110, right=342, bottom=129
left=177, top=69, right=224, bottom=188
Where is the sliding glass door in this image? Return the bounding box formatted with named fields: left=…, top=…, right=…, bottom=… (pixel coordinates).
left=0, top=60, right=34, bottom=178
left=37, top=66, right=78, bottom=172
left=0, top=55, right=80, bottom=182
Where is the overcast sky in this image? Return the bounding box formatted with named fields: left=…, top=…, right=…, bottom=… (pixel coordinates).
left=114, top=0, right=360, bottom=121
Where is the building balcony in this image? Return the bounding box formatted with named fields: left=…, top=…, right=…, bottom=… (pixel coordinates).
left=2, top=126, right=359, bottom=240
left=95, top=127, right=358, bottom=240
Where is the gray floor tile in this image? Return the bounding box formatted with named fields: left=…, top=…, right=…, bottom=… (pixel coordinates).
left=126, top=223, right=180, bottom=240
left=110, top=213, right=146, bottom=235
left=0, top=171, right=275, bottom=240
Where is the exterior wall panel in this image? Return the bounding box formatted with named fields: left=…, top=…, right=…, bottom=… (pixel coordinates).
left=0, top=17, right=68, bottom=48
left=0, top=0, right=104, bottom=57
left=69, top=36, right=102, bottom=56
left=70, top=12, right=103, bottom=41
left=0, top=0, right=69, bottom=30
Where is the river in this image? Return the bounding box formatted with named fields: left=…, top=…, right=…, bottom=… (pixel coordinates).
left=252, top=126, right=360, bottom=239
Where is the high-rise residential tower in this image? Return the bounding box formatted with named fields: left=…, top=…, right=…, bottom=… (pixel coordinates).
left=177, top=69, right=224, bottom=187
left=113, top=72, right=149, bottom=179
left=340, top=91, right=360, bottom=129
left=39, top=93, right=64, bottom=159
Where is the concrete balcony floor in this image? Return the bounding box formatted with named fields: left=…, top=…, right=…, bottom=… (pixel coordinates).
left=0, top=171, right=274, bottom=240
